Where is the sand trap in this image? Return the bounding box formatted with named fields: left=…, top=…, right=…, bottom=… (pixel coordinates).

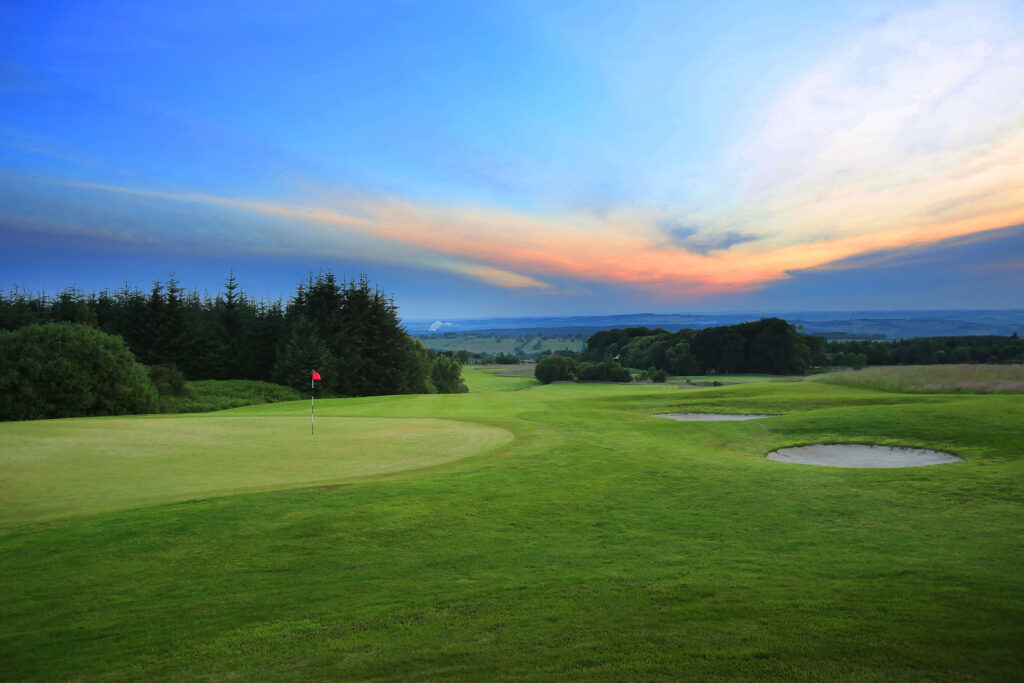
left=768, top=444, right=962, bottom=468
left=655, top=412, right=777, bottom=422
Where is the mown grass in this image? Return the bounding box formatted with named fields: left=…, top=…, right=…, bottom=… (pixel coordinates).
left=817, top=363, right=1024, bottom=393
left=1, top=371, right=1022, bottom=680
left=0, top=415, right=511, bottom=526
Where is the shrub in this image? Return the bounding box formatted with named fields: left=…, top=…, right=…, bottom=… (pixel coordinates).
left=430, top=355, right=469, bottom=393
left=148, top=363, right=189, bottom=413
left=493, top=352, right=520, bottom=365
left=577, top=360, right=632, bottom=383
left=535, top=355, right=576, bottom=384
left=651, top=369, right=667, bottom=383
left=0, top=322, right=157, bottom=421
left=148, top=364, right=188, bottom=397
left=165, top=379, right=302, bottom=413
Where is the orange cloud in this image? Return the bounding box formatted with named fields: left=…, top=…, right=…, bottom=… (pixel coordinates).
left=55, top=175, right=1024, bottom=296
left=33, top=3, right=1024, bottom=298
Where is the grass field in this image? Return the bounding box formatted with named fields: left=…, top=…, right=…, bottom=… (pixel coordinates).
left=418, top=334, right=585, bottom=357
left=2, top=366, right=1023, bottom=679
left=818, top=363, right=1024, bottom=393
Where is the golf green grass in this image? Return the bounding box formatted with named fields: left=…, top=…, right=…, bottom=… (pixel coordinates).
left=2, top=367, right=1022, bottom=679
left=0, top=416, right=512, bottom=526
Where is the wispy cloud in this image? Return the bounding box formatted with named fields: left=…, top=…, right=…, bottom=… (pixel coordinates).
left=701, top=0, right=1024, bottom=248
left=18, top=153, right=1024, bottom=298
left=5, top=2, right=1023, bottom=301
left=660, top=221, right=760, bottom=255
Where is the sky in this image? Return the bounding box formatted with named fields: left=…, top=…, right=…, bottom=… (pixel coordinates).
left=1, top=0, right=1023, bottom=318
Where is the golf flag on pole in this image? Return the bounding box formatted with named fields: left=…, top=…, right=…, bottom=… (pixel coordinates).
left=311, top=370, right=321, bottom=435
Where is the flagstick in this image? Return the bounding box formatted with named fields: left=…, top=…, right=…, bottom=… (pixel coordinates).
left=311, top=374, right=315, bottom=436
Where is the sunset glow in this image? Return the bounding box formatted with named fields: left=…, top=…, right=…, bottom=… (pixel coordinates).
left=2, top=0, right=1022, bottom=315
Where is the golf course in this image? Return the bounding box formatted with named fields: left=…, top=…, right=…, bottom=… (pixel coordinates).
left=2, top=367, right=1023, bottom=679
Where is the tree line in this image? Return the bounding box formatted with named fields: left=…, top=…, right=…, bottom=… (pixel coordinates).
left=532, top=319, right=1023, bottom=384
left=0, top=272, right=467, bottom=406
left=580, top=317, right=812, bottom=376
left=810, top=335, right=1024, bottom=368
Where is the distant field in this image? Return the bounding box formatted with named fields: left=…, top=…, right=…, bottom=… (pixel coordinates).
left=480, top=363, right=538, bottom=377
left=418, top=333, right=585, bottom=356
left=668, top=373, right=801, bottom=385
left=3, top=367, right=1023, bottom=679
left=482, top=366, right=798, bottom=383
left=818, top=363, right=1024, bottom=393
left=463, top=365, right=539, bottom=387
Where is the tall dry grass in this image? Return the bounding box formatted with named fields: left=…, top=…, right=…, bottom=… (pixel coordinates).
left=815, top=364, right=1024, bottom=393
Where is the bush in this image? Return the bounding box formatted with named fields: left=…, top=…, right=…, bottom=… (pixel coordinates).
left=148, top=364, right=188, bottom=397
left=148, top=363, right=190, bottom=413
left=0, top=322, right=157, bottom=421
left=166, top=380, right=302, bottom=413
left=430, top=355, right=469, bottom=393
left=535, top=356, right=576, bottom=384
left=577, top=360, right=632, bottom=383
left=651, top=368, right=667, bottom=383
left=492, top=352, right=520, bottom=365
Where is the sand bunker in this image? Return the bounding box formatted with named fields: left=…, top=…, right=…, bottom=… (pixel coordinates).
left=768, top=444, right=962, bottom=468
left=655, top=412, right=777, bottom=422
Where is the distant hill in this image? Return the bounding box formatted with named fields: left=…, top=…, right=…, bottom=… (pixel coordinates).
left=409, top=310, right=1024, bottom=339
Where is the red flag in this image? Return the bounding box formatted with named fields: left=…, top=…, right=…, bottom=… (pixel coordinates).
left=312, top=370, right=322, bottom=381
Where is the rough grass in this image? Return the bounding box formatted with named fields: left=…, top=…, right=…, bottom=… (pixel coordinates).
left=465, top=365, right=539, bottom=388
left=167, top=379, right=302, bottom=412
left=2, top=370, right=1022, bottom=679
left=478, top=362, right=539, bottom=378
left=816, top=363, right=1024, bottom=393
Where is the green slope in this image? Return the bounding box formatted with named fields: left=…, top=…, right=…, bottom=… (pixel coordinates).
left=1, top=368, right=1022, bottom=680
left=0, top=415, right=512, bottom=526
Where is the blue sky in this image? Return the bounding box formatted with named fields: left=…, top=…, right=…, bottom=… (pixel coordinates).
left=2, top=0, right=1023, bottom=317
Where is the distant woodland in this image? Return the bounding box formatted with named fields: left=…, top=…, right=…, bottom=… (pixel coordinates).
left=568, top=321, right=1024, bottom=378
left=2, top=276, right=1021, bottom=398
left=814, top=335, right=1023, bottom=368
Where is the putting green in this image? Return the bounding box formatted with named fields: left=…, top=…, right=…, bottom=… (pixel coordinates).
left=0, top=415, right=512, bottom=525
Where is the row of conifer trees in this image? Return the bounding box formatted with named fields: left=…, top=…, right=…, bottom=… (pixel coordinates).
left=0, top=272, right=466, bottom=396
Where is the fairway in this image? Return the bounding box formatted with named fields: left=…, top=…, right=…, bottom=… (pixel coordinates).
left=0, top=415, right=512, bottom=526
left=2, top=368, right=1023, bottom=680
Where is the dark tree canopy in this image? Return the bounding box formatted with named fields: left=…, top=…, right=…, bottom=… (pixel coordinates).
left=576, top=359, right=632, bottom=382
left=430, top=355, right=469, bottom=393
left=534, top=355, right=576, bottom=384
left=276, top=274, right=433, bottom=396
left=0, top=322, right=157, bottom=420
left=577, top=321, right=1023, bottom=377
left=815, top=335, right=1024, bottom=367
left=583, top=318, right=810, bottom=376
left=0, top=272, right=467, bottom=405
